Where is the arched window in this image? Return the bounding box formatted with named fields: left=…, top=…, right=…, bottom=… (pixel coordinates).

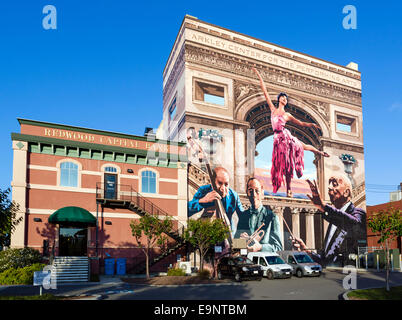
left=104, top=167, right=117, bottom=173
left=60, top=162, right=78, bottom=187
left=141, top=170, right=156, bottom=193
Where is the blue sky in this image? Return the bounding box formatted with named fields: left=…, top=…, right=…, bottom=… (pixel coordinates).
left=1, top=1, right=401, bottom=205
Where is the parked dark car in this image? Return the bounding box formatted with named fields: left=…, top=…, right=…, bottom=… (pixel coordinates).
left=217, top=256, right=263, bottom=282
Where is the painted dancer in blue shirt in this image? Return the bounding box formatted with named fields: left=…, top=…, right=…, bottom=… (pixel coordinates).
left=188, top=166, right=244, bottom=237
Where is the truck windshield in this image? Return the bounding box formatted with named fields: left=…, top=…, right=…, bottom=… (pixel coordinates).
left=294, top=254, right=314, bottom=263
left=266, top=256, right=285, bottom=265
left=234, top=257, right=253, bottom=265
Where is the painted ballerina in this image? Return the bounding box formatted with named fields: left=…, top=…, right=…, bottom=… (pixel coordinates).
left=252, top=67, right=329, bottom=197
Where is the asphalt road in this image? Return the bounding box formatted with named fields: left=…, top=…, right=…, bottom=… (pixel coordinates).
left=0, top=270, right=401, bottom=300
left=108, top=270, right=402, bottom=300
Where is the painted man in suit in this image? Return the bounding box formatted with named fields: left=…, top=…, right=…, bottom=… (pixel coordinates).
left=292, top=175, right=366, bottom=266
left=235, top=178, right=283, bottom=252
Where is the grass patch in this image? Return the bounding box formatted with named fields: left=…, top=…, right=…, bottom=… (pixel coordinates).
left=0, top=294, right=62, bottom=300
left=348, top=285, right=402, bottom=300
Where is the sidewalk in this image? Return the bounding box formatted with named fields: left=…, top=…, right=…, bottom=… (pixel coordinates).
left=0, top=275, right=126, bottom=298
left=326, top=266, right=402, bottom=273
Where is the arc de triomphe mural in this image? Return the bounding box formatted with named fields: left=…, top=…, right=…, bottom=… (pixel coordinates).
left=159, top=15, right=366, bottom=255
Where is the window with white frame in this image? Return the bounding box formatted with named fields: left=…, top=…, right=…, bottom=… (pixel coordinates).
left=60, top=162, right=78, bottom=187
left=336, top=114, right=357, bottom=134
left=104, top=166, right=117, bottom=173
left=141, top=170, right=156, bottom=193
left=169, top=98, right=177, bottom=121
left=194, top=81, right=225, bottom=106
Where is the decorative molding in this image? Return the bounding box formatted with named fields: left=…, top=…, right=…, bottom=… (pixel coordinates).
left=184, top=45, right=362, bottom=106
left=183, top=20, right=361, bottom=81
left=234, top=82, right=260, bottom=103
left=163, top=46, right=186, bottom=106
left=321, top=139, right=364, bottom=153
left=352, top=181, right=366, bottom=202
left=300, top=98, right=330, bottom=122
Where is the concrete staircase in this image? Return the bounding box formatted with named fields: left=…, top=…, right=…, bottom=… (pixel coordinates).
left=51, top=256, right=89, bottom=283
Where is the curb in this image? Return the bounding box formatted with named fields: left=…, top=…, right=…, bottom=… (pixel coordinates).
left=326, top=267, right=402, bottom=273
left=56, top=294, right=103, bottom=300
left=131, top=282, right=242, bottom=288
left=342, top=291, right=350, bottom=300
left=341, top=283, right=402, bottom=301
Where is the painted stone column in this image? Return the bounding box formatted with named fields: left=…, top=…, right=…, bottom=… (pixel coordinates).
left=177, top=162, right=188, bottom=229
left=234, top=128, right=246, bottom=192
left=10, top=140, right=28, bottom=248
left=305, top=209, right=316, bottom=250
left=291, top=208, right=301, bottom=239
left=272, top=206, right=285, bottom=248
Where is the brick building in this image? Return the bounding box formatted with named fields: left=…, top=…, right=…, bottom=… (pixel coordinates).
left=366, top=200, right=402, bottom=253
left=10, top=119, right=188, bottom=274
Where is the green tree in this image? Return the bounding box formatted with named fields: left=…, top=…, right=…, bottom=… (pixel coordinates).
left=368, top=207, right=402, bottom=291
left=0, top=188, right=22, bottom=249
left=184, top=219, right=229, bottom=272
left=130, top=214, right=173, bottom=279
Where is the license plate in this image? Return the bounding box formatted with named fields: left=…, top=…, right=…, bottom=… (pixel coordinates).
left=285, top=272, right=290, bottom=275
left=253, top=271, right=258, bottom=274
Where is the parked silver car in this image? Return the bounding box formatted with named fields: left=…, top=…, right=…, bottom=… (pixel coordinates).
left=278, top=251, right=322, bottom=277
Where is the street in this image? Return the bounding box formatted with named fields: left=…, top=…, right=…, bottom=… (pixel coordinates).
left=1, top=269, right=401, bottom=300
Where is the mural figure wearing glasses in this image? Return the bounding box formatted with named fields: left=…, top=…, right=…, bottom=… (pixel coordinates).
left=292, top=175, right=366, bottom=266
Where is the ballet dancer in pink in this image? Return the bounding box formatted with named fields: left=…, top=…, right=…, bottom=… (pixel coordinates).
left=252, top=67, right=329, bottom=197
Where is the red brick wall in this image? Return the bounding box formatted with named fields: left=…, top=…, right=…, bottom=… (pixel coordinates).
left=367, top=200, right=402, bottom=252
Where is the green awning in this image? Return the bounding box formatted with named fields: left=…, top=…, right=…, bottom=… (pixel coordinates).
left=48, top=206, right=96, bottom=226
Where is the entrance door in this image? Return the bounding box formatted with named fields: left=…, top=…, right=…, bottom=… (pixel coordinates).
left=59, top=226, right=88, bottom=256
left=104, top=173, right=117, bottom=199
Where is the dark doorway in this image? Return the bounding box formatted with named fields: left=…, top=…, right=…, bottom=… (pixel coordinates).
left=104, top=173, right=117, bottom=199
left=59, top=225, right=88, bottom=256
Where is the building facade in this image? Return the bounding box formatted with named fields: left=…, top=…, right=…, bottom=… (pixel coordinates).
left=11, top=119, right=188, bottom=273
left=367, top=200, right=402, bottom=253
left=163, top=15, right=367, bottom=263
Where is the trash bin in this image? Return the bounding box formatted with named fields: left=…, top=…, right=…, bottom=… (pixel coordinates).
left=116, top=258, right=126, bottom=275
left=104, top=258, right=115, bottom=275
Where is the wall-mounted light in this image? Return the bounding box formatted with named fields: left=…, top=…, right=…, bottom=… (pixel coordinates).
left=127, top=169, right=134, bottom=173
left=33, top=218, right=42, bottom=222
left=105, top=221, right=112, bottom=225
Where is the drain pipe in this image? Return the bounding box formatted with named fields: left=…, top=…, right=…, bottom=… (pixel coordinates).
left=96, top=202, right=99, bottom=257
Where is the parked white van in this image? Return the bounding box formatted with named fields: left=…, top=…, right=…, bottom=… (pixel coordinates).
left=247, top=252, right=293, bottom=280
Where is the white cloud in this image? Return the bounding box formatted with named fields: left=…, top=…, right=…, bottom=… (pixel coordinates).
left=389, top=102, right=402, bottom=112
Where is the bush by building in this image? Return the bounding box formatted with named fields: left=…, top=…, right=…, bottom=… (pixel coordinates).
left=167, top=268, right=186, bottom=276
left=0, top=263, right=45, bottom=285
left=197, top=269, right=210, bottom=279
left=0, top=248, right=42, bottom=273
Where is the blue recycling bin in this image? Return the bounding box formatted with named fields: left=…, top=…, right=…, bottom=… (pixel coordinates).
left=104, top=258, right=115, bottom=275
left=116, top=258, right=126, bottom=275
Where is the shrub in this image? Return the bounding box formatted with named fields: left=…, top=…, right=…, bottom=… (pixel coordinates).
left=0, top=248, right=42, bottom=273
left=0, top=263, right=45, bottom=285
left=167, top=268, right=186, bottom=276
left=197, top=269, right=210, bottom=279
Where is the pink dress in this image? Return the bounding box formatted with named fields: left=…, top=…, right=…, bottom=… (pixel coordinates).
left=271, top=113, right=304, bottom=193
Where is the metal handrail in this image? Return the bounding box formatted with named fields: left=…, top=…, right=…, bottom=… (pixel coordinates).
left=95, top=182, right=186, bottom=236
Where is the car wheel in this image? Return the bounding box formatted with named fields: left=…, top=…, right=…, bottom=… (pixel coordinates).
left=267, top=270, right=274, bottom=280
left=217, top=271, right=223, bottom=280
left=234, top=273, right=241, bottom=282
left=296, top=269, right=303, bottom=278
